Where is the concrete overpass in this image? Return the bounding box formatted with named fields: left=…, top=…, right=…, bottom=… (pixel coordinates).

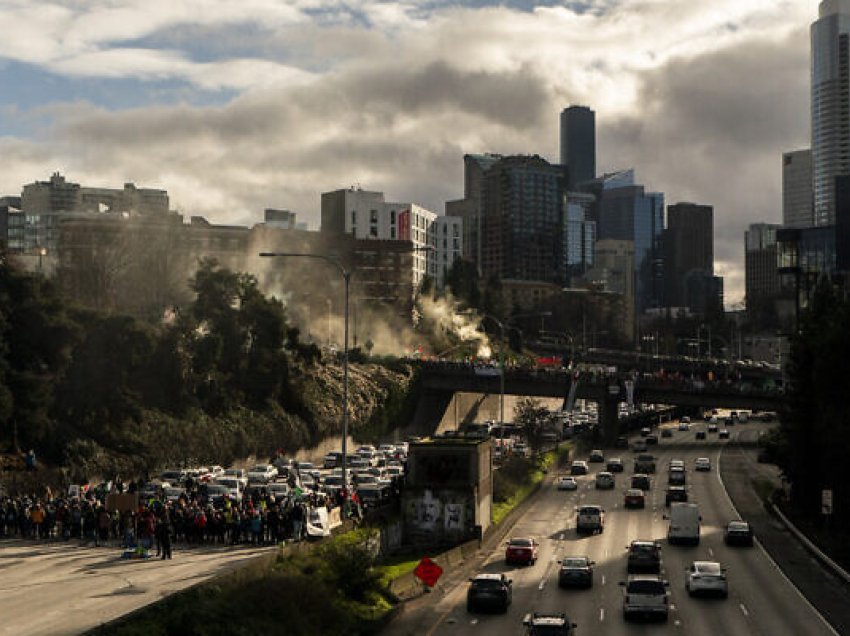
left=416, top=362, right=784, bottom=444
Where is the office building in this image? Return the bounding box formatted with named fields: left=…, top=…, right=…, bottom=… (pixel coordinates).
left=745, top=223, right=782, bottom=310
left=811, top=0, right=850, bottom=226
left=590, top=171, right=664, bottom=311
left=782, top=150, right=813, bottom=227
left=560, top=106, right=596, bottom=189
left=321, top=187, right=462, bottom=290
left=479, top=155, right=565, bottom=284
left=584, top=239, right=635, bottom=340
left=563, top=192, right=596, bottom=283
left=663, top=202, right=715, bottom=311
left=445, top=153, right=502, bottom=269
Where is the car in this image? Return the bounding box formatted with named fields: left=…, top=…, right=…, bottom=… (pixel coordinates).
left=624, top=488, right=646, bottom=509
left=665, top=485, right=688, bottom=506
left=506, top=537, right=539, bottom=565
left=668, top=467, right=686, bottom=486
left=558, top=556, right=595, bottom=588
left=576, top=504, right=605, bottom=534
left=627, top=540, right=662, bottom=573
left=631, top=439, right=648, bottom=452
left=681, top=416, right=691, bottom=424
left=695, top=457, right=711, bottom=472
left=668, top=459, right=685, bottom=471
left=595, top=471, right=616, bottom=489
left=725, top=417, right=736, bottom=427
left=724, top=520, right=755, bottom=546
left=467, top=573, right=513, bottom=613
left=570, top=460, right=589, bottom=476
left=606, top=458, right=624, bottom=473
left=222, top=468, right=248, bottom=487
left=719, top=429, right=730, bottom=439
left=631, top=474, right=651, bottom=491
left=247, top=464, right=278, bottom=484
left=708, top=423, right=719, bottom=433
left=685, top=561, right=728, bottom=598
left=588, top=449, right=605, bottom=463
left=557, top=475, right=578, bottom=491
left=620, top=575, right=670, bottom=621
left=634, top=454, right=656, bottom=473
left=678, top=421, right=690, bottom=431
left=695, top=430, right=707, bottom=440
left=615, top=436, right=629, bottom=448
left=645, top=434, right=659, bottom=445
left=523, top=612, right=577, bottom=635
left=661, top=428, right=673, bottom=438
left=640, top=427, right=651, bottom=437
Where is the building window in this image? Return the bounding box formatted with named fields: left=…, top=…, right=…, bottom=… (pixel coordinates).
left=370, top=209, right=378, bottom=223
left=351, top=210, right=357, bottom=225
left=390, top=210, right=396, bottom=224
left=390, top=227, right=396, bottom=239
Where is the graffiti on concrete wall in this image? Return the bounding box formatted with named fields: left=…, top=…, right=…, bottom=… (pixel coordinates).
left=406, top=489, right=471, bottom=535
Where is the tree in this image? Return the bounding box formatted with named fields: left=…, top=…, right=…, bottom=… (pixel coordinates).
left=779, top=279, right=850, bottom=526
left=513, top=397, right=551, bottom=457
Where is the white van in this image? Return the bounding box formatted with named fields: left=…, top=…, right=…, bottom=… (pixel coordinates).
left=666, top=502, right=701, bottom=546
left=576, top=504, right=605, bottom=534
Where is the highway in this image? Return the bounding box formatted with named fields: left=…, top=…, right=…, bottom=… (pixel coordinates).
left=401, top=422, right=840, bottom=636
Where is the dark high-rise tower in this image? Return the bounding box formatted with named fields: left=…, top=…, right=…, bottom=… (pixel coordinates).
left=560, top=106, right=596, bottom=189
left=663, top=202, right=714, bottom=310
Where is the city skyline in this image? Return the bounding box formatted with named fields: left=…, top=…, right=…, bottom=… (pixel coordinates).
left=0, top=1, right=814, bottom=306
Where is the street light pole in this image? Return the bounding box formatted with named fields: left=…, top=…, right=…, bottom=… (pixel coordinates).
left=260, top=251, right=353, bottom=499
left=260, top=245, right=432, bottom=500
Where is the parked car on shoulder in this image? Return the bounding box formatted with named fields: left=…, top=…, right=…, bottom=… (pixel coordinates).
left=247, top=464, right=278, bottom=484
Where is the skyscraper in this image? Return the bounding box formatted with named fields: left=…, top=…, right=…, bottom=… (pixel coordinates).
left=782, top=150, right=813, bottom=227
left=663, top=202, right=714, bottom=309
left=811, top=0, right=850, bottom=226
left=560, top=106, right=596, bottom=189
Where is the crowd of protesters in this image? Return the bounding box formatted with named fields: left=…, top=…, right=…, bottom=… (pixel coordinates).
left=0, top=473, right=362, bottom=558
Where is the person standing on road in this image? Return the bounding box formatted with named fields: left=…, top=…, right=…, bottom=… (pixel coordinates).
left=291, top=501, right=304, bottom=542
left=156, top=514, right=173, bottom=560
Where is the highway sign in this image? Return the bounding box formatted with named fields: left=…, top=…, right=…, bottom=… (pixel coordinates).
left=413, top=557, right=444, bottom=587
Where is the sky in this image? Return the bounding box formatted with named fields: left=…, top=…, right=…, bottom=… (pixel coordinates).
left=0, top=0, right=816, bottom=307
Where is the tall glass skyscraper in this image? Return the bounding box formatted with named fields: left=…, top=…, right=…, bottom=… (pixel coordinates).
left=811, top=0, right=850, bottom=226
left=560, top=106, right=596, bottom=189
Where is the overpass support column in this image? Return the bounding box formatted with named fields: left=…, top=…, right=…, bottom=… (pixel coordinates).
left=599, top=395, right=620, bottom=446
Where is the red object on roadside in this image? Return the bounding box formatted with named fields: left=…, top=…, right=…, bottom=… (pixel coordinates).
left=413, top=557, right=444, bottom=587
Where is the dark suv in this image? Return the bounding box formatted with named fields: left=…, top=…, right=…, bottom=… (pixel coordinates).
left=523, top=612, right=577, bottom=635
left=467, top=573, right=513, bottom=613
left=626, top=540, right=662, bottom=574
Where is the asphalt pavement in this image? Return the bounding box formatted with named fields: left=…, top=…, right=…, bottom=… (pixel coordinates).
left=384, top=420, right=850, bottom=636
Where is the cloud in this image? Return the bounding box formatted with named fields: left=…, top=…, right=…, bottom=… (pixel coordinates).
left=0, top=0, right=818, bottom=306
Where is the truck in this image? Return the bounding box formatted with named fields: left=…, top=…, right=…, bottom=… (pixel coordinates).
left=666, top=502, right=701, bottom=546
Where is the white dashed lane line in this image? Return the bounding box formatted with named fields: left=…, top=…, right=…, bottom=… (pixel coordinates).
left=599, top=608, right=605, bottom=622
left=740, top=603, right=750, bottom=617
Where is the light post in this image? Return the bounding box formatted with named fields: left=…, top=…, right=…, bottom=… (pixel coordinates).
left=260, top=245, right=432, bottom=499
left=479, top=311, right=551, bottom=450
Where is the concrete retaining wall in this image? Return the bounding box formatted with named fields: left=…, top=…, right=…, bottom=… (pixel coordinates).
left=388, top=538, right=480, bottom=600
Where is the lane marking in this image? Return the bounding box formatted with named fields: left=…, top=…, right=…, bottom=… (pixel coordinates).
left=599, top=608, right=605, bottom=622
left=539, top=578, right=547, bottom=590
left=740, top=603, right=749, bottom=617
left=708, top=547, right=714, bottom=558
left=601, top=574, right=606, bottom=585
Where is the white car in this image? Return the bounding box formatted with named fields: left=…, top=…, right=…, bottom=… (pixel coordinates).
left=595, top=471, right=616, bottom=489
left=678, top=421, right=690, bottom=431
left=222, top=468, right=248, bottom=487
left=247, top=464, right=278, bottom=483
left=685, top=561, right=728, bottom=598
left=557, top=476, right=578, bottom=491
left=695, top=457, right=711, bottom=472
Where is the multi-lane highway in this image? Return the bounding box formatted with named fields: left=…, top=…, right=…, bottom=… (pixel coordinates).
left=398, top=421, right=840, bottom=636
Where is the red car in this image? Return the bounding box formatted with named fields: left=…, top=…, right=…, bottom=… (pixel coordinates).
left=505, top=537, right=539, bottom=565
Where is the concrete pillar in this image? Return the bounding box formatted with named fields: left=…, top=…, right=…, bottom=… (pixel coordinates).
left=598, top=395, right=620, bottom=446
